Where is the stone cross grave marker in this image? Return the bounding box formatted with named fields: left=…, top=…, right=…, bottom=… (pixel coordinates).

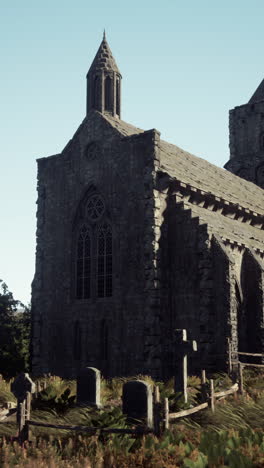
left=11, top=373, right=35, bottom=442
left=174, top=329, right=197, bottom=403
left=11, top=373, right=36, bottom=403
left=122, top=380, right=153, bottom=429
left=77, top=367, right=101, bottom=407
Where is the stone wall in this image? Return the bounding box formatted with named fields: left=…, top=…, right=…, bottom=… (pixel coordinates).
left=32, top=111, right=161, bottom=378
left=225, top=101, right=264, bottom=187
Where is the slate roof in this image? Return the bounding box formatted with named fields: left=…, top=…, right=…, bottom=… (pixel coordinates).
left=102, top=113, right=144, bottom=137
left=159, top=140, right=264, bottom=217
left=103, top=113, right=264, bottom=219
left=87, top=35, right=121, bottom=75
left=184, top=202, right=264, bottom=252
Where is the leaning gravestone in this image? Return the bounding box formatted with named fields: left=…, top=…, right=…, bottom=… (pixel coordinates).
left=122, top=380, right=153, bottom=429
left=77, top=367, right=101, bottom=407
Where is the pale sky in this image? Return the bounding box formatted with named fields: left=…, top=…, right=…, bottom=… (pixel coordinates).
left=1, top=0, right=264, bottom=304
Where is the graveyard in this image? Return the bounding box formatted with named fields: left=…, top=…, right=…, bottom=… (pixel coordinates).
left=1, top=363, right=264, bottom=467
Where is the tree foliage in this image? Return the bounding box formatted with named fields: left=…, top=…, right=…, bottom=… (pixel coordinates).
left=0, top=280, right=30, bottom=377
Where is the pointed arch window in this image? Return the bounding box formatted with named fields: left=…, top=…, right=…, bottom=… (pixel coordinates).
left=97, top=223, right=112, bottom=298
left=116, top=77, right=120, bottom=116
left=104, top=76, right=112, bottom=111
left=76, top=225, right=91, bottom=299
left=93, top=76, right=100, bottom=109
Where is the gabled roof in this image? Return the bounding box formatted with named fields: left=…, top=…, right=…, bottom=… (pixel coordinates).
left=89, top=111, right=264, bottom=219
left=249, top=78, right=264, bottom=103
left=87, top=34, right=121, bottom=75
left=102, top=112, right=144, bottom=136
left=159, top=139, right=264, bottom=216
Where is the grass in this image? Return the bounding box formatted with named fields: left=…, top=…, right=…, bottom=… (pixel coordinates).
left=1, top=370, right=264, bottom=466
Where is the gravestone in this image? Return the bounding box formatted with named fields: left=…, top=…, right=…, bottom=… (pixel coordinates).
left=174, top=329, right=197, bottom=403
left=122, top=380, right=153, bottom=429
left=77, top=367, right=101, bottom=407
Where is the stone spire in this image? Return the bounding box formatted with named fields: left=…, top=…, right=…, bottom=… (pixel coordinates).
left=86, top=33, right=122, bottom=118
left=249, top=78, right=264, bottom=103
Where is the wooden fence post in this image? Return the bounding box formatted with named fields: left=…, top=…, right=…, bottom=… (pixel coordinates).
left=201, top=369, right=207, bottom=402
left=11, top=373, right=36, bottom=444
left=153, top=386, right=161, bottom=436
left=163, top=398, right=169, bottom=430
left=227, top=338, right=232, bottom=376
left=209, top=379, right=215, bottom=413
left=238, top=362, right=244, bottom=396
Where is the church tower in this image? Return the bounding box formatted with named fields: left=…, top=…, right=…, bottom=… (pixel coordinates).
left=225, top=78, right=264, bottom=188
left=86, top=32, right=122, bottom=118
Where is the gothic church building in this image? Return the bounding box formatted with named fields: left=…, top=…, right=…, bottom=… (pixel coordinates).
left=32, top=35, right=264, bottom=378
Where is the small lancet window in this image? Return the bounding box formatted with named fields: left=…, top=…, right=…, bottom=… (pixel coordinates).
left=104, top=76, right=112, bottom=111
left=73, top=321, right=82, bottom=360
left=97, top=223, right=112, bottom=297
left=116, top=77, right=120, bottom=116
left=100, top=319, right=109, bottom=361
left=76, top=225, right=91, bottom=299
left=93, top=76, right=100, bottom=109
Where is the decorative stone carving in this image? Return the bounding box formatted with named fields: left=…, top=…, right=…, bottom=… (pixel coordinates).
left=86, top=194, right=105, bottom=221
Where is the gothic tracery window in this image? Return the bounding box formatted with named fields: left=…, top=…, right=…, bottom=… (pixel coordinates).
left=76, top=225, right=91, bottom=299
left=97, top=223, right=112, bottom=298
left=75, top=194, right=113, bottom=300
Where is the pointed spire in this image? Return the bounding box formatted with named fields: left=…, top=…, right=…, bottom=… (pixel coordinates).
left=87, top=34, right=120, bottom=75
left=86, top=34, right=122, bottom=118
left=249, top=78, right=264, bottom=103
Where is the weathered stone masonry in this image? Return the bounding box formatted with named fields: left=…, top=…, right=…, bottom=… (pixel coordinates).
left=32, top=35, right=264, bottom=378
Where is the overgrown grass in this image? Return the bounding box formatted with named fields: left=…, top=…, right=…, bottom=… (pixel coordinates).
left=0, top=378, right=16, bottom=406
left=1, top=370, right=264, bottom=466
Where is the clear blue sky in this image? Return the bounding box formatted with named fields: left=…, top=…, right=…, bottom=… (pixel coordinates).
left=1, top=0, right=264, bottom=305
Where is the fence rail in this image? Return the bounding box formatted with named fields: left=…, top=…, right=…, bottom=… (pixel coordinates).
left=163, top=376, right=239, bottom=429
left=27, top=420, right=151, bottom=435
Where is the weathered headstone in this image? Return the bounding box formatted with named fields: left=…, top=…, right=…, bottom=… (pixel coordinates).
left=122, top=380, right=153, bottom=429
left=77, top=367, right=101, bottom=407
left=174, top=329, right=197, bottom=403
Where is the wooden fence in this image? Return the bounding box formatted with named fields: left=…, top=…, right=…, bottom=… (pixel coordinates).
left=1, top=369, right=243, bottom=443
left=163, top=371, right=239, bottom=430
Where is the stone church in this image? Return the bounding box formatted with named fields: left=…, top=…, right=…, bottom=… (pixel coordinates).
left=31, top=34, right=264, bottom=378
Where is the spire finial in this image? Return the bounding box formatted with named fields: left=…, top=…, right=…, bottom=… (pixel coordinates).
left=103, top=29, right=106, bottom=41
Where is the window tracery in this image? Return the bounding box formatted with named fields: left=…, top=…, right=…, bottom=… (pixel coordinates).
left=97, top=223, right=112, bottom=298
left=86, top=194, right=105, bottom=221
left=74, top=194, right=113, bottom=300
left=76, top=225, right=91, bottom=299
